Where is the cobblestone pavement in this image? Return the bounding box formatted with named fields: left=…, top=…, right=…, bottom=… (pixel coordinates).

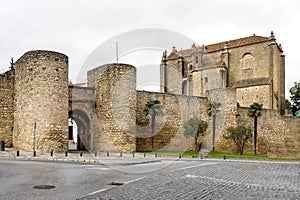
left=80, top=161, right=300, bottom=200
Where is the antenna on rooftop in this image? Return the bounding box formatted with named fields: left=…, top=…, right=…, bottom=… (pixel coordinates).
left=116, top=41, right=119, bottom=63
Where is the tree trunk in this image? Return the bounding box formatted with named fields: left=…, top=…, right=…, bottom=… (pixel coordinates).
left=240, top=144, right=244, bottom=155
left=194, top=136, right=198, bottom=152
left=254, top=116, right=257, bottom=155
left=151, top=114, right=155, bottom=152
left=212, top=115, right=216, bottom=152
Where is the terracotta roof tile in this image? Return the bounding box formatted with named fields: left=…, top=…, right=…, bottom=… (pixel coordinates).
left=205, top=35, right=269, bottom=52
left=167, top=35, right=270, bottom=60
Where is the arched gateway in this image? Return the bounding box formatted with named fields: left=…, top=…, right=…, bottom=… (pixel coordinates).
left=68, top=85, right=95, bottom=151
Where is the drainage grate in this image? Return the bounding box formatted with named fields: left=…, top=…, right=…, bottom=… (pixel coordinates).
left=108, top=182, right=124, bottom=186
left=33, top=185, right=56, bottom=190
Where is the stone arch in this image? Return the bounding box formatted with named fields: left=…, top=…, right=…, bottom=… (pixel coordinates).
left=240, top=52, right=255, bottom=69
left=68, top=109, right=90, bottom=150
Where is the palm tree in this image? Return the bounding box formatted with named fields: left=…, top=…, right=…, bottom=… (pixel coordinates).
left=144, top=100, right=163, bottom=151
left=183, top=117, right=208, bottom=152
left=248, top=102, right=263, bottom=155
left=207, top=101, right=221, bottom=152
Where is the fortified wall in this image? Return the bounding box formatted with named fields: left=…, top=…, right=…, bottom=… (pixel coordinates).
left=87, top=64, right=137, bottom=152
left=136, top=91, right=209, bottom=151
left=0, top=48, right=299, bottom=158
left=237, top=108, right=300, bottom=158
left=13, top=51, right=69, bottom=152
left=95, top=64, right=137, bottom=152
left=0, top=70, right=14, bottom=147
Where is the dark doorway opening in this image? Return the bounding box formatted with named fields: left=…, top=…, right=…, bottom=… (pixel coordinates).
left=68, top=110, right=90, bottom=151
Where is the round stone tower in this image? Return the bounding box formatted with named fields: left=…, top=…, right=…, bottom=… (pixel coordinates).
left=95, top=63, right=136, bottom=152
left=13, top=50, right=69, bottom=152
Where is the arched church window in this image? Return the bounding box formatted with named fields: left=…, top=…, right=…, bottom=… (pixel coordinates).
left=241, top=53, right=255, bottom=69
left=195, top=56, right=199, bottom=64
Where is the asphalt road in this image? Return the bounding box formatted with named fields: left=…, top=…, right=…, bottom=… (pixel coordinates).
left=0, top=159, right=299, bottom=200
left=0, top=159, right=206, bottom=200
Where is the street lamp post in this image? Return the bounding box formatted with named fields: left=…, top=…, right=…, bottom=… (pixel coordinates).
left=33, top=122, right=36, bottom=154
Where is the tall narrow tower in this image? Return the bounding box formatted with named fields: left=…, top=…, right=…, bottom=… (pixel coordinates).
left=14, top=50, right=69, bottom=152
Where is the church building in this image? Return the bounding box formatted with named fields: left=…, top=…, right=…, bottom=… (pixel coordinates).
left=160, top=32, right=285, bottom=114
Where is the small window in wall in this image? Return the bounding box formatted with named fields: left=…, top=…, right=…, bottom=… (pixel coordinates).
left=195, top=56, right=199, bottom=64
left=241, top=53, right=255, bottom=69
left=182, top=63, right=186, bottom=78
left=205, top=77, right=208, bottom=83
left=182, top=81, right=187, bottom=95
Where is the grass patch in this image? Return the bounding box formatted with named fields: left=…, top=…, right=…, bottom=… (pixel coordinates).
left=136, top=150, right=199, bottom=157
left=208, top=151, right=267, bottom=159
left=208, top=152, right=299, bottom=160
left=136, top=151, right=299, bottom=160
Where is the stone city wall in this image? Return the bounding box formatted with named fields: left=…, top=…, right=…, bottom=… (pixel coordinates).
left=0, top=69, right=15, bottom=147
left=237, top=107, right=300, bottom=158
left=94, top=63, right=137, bottom=152
left=206, top=88, right=239, bottom=152
left=136, top=91, right=209, bottom=151
left=13, top=50, right=69, bottom=152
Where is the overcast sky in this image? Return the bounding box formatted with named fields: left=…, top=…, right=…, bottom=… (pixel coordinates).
left=0, top=0, right=299, bottom=97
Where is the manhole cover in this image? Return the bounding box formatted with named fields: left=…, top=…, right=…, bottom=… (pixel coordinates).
left=108, top=182, right=124, bottom=186
left=33, top=185, right=56, bottom=190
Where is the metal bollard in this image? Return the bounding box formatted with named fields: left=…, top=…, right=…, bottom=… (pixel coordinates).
left=95, top=152, right=97, bottom=157
left=179, top=154, right=182, bottom=158
left=155, top=153, right=158, bottom=158
left=80, top=151, right=83, bottom=157
left=144, top=153, right=146, bottom=158
left=50, top=151, right=53, bottom=157
left=16, top=150, right=20, bottom=157
left=132, top=151, right=135, bottom=157
left=0, top=141, right=5, bottom=151
left=223, top=155, right=226, bottom=160
left=33, top=151, right=36, bottom=157
left=65, top=151, right=68, bottom=157
left=120, top=152, right=122, bottom=157
left=107, top=151, right=109, bottom=157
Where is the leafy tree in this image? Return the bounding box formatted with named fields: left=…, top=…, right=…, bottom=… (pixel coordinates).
left=224, top=126, right=253, bottom=155
left=144, top=100, right=163, bottom=151
left=275, top=91, right=292, bottom=111
left=289, top=82, right=300, bottom=115
left=274, top=92, right=279, bottom=109
left=248, top=102, right=263, bottom=155
left=285, top=99, right=292, bottom=110
left=207, top=101, right=221, bottom=152
left=183, top=117, right=208, bottom=152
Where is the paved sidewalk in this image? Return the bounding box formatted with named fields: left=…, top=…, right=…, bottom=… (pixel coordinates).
left=1, top=148, right=299, bottom=166
left=0, top=148, right=163, bottom=166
